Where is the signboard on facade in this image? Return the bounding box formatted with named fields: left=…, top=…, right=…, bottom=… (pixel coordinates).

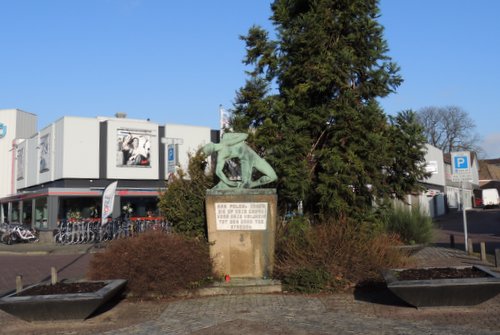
left=17, top=147, right=24, bottom=180
left=116, top=128, right=152, bottom=167
left=451, top=151, right=472, bottom=182
left=39, top=134, right=50, bottom=173
left=425, top=161, right=438, bottom=174
left=0, top=123, right=6, bottom=138
left=167, top=144, right=176, bottom=174
left=215, top=202, right=268, bottom=230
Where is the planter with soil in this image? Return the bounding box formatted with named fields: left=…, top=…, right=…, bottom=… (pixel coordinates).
left=0, top=279, right=127, bottom=321
left=383, top=265, right=500, bottom=307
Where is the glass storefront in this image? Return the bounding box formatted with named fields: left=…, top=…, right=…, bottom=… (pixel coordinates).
left=121, top=196, right=159, bottom=217
left=1, top=193, right=161, bottom=229
left=0, top=203, right=6, bottom=223
left=35, top=197, right=48, bottom=229
left=59, top=197, right=101, bottom=221
left=22, top=201, right=33, bottom=226
left=11, top=202, right=20, bottom=223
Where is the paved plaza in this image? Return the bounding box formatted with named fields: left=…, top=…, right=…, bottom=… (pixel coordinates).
left=1, top=238, right=500, bottom=333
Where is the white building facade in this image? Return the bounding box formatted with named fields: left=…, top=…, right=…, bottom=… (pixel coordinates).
left=0, top=110, right=217, bottom=237
left=418, top=144, right=447, bottom=217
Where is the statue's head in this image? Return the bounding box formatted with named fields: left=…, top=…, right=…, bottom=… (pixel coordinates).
left=220, top=133, right=248, bottom=146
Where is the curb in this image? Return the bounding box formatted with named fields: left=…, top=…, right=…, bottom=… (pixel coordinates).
left=0, top=244, right=100, bottom=256
left=0, top=251, right=50, bottom=256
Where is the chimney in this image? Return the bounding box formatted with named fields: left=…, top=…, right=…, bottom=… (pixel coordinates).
left=115, top=112, right=127, bottom=119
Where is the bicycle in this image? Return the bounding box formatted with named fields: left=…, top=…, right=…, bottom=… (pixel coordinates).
left=1, top=224, right=38, bottom=244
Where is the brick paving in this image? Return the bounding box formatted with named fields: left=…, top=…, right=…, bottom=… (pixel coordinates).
left=0, top=253, right=92, bottom=295
left=2, top=242, right=500, bottom=334
left=101, top=293, right=500, bottom=335
left=433, top=208, right=500, bottom=254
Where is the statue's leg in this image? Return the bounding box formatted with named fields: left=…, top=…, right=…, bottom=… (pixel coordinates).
left=248, top=158, right=277, bottom=188
left=249, top=176, right=274, bottom=188
left=254, top=159, right=277, bottom=180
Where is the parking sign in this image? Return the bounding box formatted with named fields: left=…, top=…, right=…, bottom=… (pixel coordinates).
left=451, top=151, right=471, bottom=181
left=167, top=144, right=177, bottom=174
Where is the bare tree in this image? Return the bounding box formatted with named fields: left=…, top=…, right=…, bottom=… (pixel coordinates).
left=416, top=106, right=482, bottom=154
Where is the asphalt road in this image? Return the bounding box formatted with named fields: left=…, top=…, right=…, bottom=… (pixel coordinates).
left=434, top=207, right=500, bottom=254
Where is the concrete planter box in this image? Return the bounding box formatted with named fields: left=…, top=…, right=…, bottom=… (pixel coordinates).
left=383, top=265, right=500, bottom=307
left=0, top=279, right=126, bottom=321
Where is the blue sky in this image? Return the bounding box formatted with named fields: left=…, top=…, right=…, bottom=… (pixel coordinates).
left=1, top=0, right=499, bottom=158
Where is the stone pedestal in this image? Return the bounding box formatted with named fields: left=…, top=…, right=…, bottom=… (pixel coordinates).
left=205, top=189, right=277, bottom=278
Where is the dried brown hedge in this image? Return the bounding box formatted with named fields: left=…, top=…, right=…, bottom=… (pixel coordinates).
left=87, top=231, right=213, bottom=297
left=274, top=217, right=408, bottom=292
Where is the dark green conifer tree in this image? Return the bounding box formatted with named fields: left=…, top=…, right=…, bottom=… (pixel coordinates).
left=232, top=0, right=427, bottom=220
left=385, top=110, right=431, bottom=199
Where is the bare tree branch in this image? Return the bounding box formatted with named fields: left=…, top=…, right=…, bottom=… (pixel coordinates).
left=416, top=106, right=482, bottom=153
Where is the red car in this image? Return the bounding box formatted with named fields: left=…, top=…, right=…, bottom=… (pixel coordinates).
left=475, top=197, right=483, bottom=207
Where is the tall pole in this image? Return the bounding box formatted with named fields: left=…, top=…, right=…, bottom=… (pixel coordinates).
left=219, top=104, right=226, bottom=136
left=461, top=180, right=469, bottom=252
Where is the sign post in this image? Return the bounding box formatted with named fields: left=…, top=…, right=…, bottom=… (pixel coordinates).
left=451, top=152, right=472, bottom=252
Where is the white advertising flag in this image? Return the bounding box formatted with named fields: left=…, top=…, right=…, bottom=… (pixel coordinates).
left=101, top=181, right=118, bottom=225
left=219, top=104, right=231, bottom=135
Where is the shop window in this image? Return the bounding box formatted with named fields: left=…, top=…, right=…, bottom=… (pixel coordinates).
left=0, top=203, right=7, bottom=224
left=11, top=202, right=20, bottom=223
left=35, top=197, right=48, bottom=229
left=60, top=197, right=101, bottom=220
left=121, top=197, right=159, bottom=217
left=22, top=201, right=33, bottom=226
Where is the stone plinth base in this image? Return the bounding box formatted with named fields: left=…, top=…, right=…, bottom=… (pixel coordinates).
left=205, top=189, right=277, bottom=278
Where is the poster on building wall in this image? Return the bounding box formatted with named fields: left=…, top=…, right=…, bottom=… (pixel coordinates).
left=116, top=128, right=152, bottom=167
left=17, top=147, right=24, bottom=180
left=425, top=161, right=438, bottom=174
left=39, top=134, right=50, bottom=173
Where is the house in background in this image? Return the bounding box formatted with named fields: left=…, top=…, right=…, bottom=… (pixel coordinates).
left=443, top=152, right=480, bottom=210
left=478, top=158, right=500, bottom=191
left=418, top=144, right=447, bottom=217
left=394, top=144, right=446, bottom=218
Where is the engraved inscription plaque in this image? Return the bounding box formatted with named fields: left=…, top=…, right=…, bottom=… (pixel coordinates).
left=215, top=202, right=268, bottom=230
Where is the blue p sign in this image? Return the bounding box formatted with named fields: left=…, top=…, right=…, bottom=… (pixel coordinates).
left=0, top=123, right=6, bottom=139
left=454, top=156, right=468, bottom=169
left=168, top=147, right=174, bottom=161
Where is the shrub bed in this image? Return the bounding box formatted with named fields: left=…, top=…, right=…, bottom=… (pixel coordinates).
left=381, top=205, right=434, bottom=245
left=274, top=217, right=407, bottom=293
left=87, top=231, right=213, bottom=298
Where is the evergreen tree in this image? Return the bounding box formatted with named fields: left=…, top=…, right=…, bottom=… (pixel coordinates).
left=385, top=110, right=431, bottom=199
left=232, top=0, right=424, bottom=220
left=158, top=149, right=214, bottom=238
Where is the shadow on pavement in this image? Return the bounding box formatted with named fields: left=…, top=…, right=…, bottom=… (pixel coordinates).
left=353, top=281, right=412, bottom=307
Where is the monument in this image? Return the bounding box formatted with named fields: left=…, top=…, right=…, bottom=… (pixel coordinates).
left=203, top=133, right=277, bottom=278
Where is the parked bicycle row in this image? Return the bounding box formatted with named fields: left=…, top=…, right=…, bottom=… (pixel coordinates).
left=0, top=223, right=39, bottom=245
left=53, top=217, right=172, bottom=245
